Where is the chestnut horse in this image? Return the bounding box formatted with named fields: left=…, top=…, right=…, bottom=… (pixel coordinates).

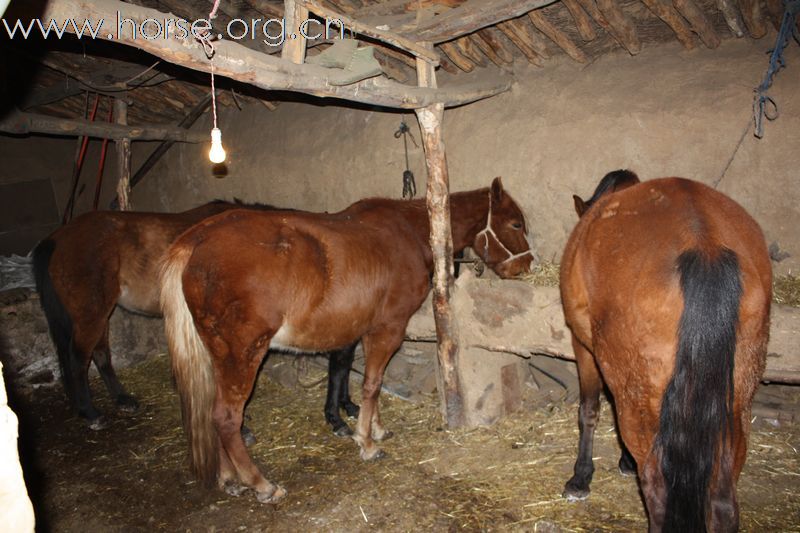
left=32, top=201, right=360, bottom=432
left=560, top=171, right=771, bottom=532
left=160, top=178, right=533, bottom=503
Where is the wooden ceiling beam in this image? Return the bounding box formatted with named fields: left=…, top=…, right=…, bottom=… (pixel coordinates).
left=736, top=0, right=768, bottom=38
left=528, top=9, right=589, bottom=63
left=0, top=109, right=207, bottom=142
left=594, top=0, right=642, bottom=55
left=715, top=0, right=746, bottom=37
left=639, top=0, right=696, bottom=49
left=673, top=0, right=721, bottom=48
left=359, top=0, right=560, bottom=44
left=298, top=0, right=442, bottom=65
left=497, top=18, right=548, bottom=65
left=40, top=0, right=512, bottom=110
left=453, top=36, right=488, bottom=67
left=561, top=0, right=597, bottom=42
left=438, top=41, right=475, bottom=72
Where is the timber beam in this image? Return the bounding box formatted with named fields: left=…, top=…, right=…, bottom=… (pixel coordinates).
left=39, top=0, right=512, bottom=110
left=0, top=109, right=207, bottom=142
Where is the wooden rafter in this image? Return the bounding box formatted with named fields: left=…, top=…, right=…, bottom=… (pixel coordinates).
left=39, top=0, right=513, bottom=110
left=716, top=0, right=746, bottom=37
left=639, top=0, right=696, bottom=49
left=528, top=9, right=589, bottom=63
left=594, top=0, right=641, bottom=55
left=562, top=0, right=597, bottom=42
left=439, top=41, right=475, bottom=72
left=673, top=0, right=721, bottom=48
left=497, top=18, right=548, bottom=66
left=738, top=0, right=768, bottom=38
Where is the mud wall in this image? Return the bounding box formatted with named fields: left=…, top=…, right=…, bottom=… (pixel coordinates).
left=132, top=37, right=799, bottom=275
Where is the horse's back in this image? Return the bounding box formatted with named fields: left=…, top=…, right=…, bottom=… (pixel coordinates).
left=562, top=177, right=771, bottom=387
left=172, top=208, right=431, bottom=354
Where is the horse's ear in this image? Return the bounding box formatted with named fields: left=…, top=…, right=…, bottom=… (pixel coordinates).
left=490, top=177, right=504, bottom=203
left=573, top=195, right=588, bottom=217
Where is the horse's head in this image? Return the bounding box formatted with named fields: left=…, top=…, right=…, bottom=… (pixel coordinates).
left=474, top=177, right=533, bottom=278
left=573, top=169, right=640, bottom=217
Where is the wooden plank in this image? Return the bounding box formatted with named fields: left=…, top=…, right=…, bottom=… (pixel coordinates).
left=673, top=0, right=721, bottom=48
left=454, top=35, right=488, bottom=66
left=40, top=0, right=513, bottom=110
left=639, top=0, right=696, bottom=49
left=415, top=48, right=464, bottom=427
left=298, top=0, right=441, bottom=65
left=477, top=28, right=515, bottom=63
left=528, top=9, right=589, bottom=63
left=401, top=0, right=560, bottom=43
left=562, top=0, right=597, bottom=41
left=0, top=109, right=208, bottom=142
left=470, top=33, right=505, bottom=66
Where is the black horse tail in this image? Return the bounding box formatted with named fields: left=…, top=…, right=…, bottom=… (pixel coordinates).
left=657, top=248, right=742, bottom=532
left=32, top=239, right=75, bottom=397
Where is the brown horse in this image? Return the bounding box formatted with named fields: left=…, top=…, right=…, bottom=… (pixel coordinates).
left=160, top=178, right=532, bottom=503
left=560, top=171, right=771, bottom=532
left=32, top=200, right=361, bottom=434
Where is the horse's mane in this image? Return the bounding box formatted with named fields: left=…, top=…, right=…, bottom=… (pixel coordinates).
left=584, top=170, right=640, bottom=208
left=210, top=198, right=296, bottom=212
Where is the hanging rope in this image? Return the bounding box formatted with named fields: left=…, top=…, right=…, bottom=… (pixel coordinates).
left=753, top=0, right=800, bottom=138
left=394, top=121, right=418, bottom=199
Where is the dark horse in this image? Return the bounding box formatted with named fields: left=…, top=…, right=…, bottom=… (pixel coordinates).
left=160, top=178, right=533, bottom=503
left=560, top=171, right=771, bottom=532
left=31, top=201, right=360, bottom=432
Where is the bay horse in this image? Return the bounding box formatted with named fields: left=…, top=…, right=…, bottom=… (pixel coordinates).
left=32, top=201, right=360, bottom=432
left=560, top=171, right=771, bottom=532
left=160, top=178, right=533, bottom=503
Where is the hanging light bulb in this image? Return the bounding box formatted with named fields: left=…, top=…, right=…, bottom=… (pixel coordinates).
left=209, top=127, right=226, bottom=163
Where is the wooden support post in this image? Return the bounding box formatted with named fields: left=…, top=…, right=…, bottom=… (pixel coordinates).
left=282, top=0, right=309, bottom=64
left=414, top=47, right=464, bottom=428
left=113, top=97, right=132, bottom=211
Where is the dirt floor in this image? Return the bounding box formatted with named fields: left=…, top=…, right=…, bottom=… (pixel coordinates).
left=11, top=353, right=800, bottom=533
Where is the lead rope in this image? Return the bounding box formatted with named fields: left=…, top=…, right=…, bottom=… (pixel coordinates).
left=394, top=121, right=417, bottom=199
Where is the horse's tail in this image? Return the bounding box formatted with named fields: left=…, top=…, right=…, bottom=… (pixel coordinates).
left=31, top=239, right=75, bottom=397
left=657, top=247, right=742, bottom=532
left=160, top=245, right=218, bottom=487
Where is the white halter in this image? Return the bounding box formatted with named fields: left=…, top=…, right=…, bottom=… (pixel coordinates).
left=475, top=194, right=534, bottom=266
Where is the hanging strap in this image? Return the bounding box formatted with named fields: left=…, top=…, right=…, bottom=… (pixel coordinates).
left=394, top=121, right=417, bottom=199
left=753, top=0, right=800, bottom=138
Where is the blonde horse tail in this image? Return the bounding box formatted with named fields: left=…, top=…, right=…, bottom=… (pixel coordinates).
left=160, top=245, right=217, bottom=487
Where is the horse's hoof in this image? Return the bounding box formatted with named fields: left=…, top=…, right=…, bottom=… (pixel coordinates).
left=361, top=448, right=387, bottom=461
left=241, top=426, right=257, bottom=447
left=117, top=394, right=139, bottom=413
left=562, top=484, right=590, bottom=502
left=333, top=424, right=354, bottom=437
left=223, top=481, right=248, bottom=497
left=256, top=484, right=287, bottom=504
left=618, top=454, right=637, bottom=476
left=87, top=416, right=108, bottom=431
left=344, top=404, right=360, bottom=418
left=373, top=429, right=393, bottom=442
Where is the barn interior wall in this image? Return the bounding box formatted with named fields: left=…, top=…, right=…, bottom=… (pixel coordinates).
left=133, top=37, right=799, bottom=275
left=0, top=135, right=158, bottom=256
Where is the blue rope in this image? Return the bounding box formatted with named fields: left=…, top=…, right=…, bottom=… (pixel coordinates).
left=753, top=0, right=800, bottom=138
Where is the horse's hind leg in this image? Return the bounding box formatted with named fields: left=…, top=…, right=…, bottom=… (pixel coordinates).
left=353, top=328, right=404, bottom=460
left=213, top=354, right=286, bottom=504
left=69, top=329, right=108, bottom=429
left=91, top=325, right=138, bottom=412
left=325, top=343, right=359, bottom=437
left=564, top=336, right=603, bottom=500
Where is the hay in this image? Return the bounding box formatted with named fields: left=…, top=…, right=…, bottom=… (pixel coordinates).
left=774, top=274, right=800, bottom=307
left=524, top=262, right=800, bottom=308
left=30, top=353, right=800, bottom=531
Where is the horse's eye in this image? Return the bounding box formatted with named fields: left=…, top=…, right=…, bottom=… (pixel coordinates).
left=511, top=222, right=523, bottom=230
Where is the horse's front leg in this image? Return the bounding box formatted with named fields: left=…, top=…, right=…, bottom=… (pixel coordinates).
left=564, top=336, right=603, bottom=501
left=325, top=343, right=359, bottom=437
left=353, top=328, right=403, bottom=460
